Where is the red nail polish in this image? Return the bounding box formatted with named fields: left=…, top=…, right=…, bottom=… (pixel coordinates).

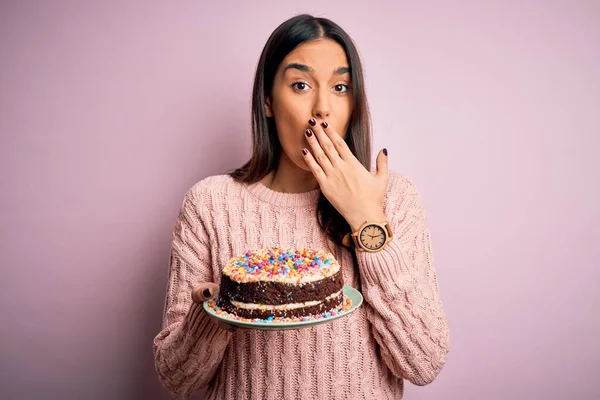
left=383, top=148, right=388, bottom=156
left=309, top=119, right=316, bottom=126
left=321, top=121, right=328, bottom=129
left=305, top=129, right=313, bottom=137
left=302, top=148, right=308, bottom=155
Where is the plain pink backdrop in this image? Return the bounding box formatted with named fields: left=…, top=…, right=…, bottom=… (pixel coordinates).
left=1, top=1, right=599, bottom=399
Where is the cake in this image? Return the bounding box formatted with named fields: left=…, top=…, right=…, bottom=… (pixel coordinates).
left=218, top=247, right=344, bottom=319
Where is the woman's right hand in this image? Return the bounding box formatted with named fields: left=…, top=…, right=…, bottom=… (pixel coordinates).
left=191, top=283, right=237, bottom=332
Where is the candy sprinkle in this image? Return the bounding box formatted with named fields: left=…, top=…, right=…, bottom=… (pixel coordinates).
left=223, top=247, right=340, bottom=284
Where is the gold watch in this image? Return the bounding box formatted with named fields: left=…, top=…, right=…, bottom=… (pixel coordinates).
left=342, top=220, right=393, bottom=252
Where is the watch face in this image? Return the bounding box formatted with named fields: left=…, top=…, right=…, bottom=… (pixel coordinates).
left=359, top=224, right=387, bottom=251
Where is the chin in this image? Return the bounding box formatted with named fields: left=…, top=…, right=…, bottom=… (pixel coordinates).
left=295, top=158, right=313, bottom=172
left=281, top=147, right=313, bottom=173
left=283, top=154, right=310, bottom=173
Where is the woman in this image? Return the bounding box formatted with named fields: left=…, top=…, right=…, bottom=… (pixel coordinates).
left=153, top=14, right=450, bottom=400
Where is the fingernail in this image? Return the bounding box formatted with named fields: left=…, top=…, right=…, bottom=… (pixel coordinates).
left=302, top=148, right=308, bottom=156
left=309, top=119, right=316, bottom=126
left=305, top=129, right=313, bottom=137
left=383, top=148, right=388, bottom=156
left=321, top=121, right=328, bottom=129
left=202, top=288, right=211, bottom=298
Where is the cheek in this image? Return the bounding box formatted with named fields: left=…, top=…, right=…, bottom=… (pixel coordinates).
left=278, top=129, right=306, bottom=163
left=341, top=99, right=353, bottom=136
left=276, top=96, right=306, bottom=124
left=274, top=120, right=311, bottom=170
left=273, top=99, right=307, bottom=146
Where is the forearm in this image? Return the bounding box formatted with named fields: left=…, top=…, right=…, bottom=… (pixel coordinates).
left=154, top=302, right=231, bottom=398
left=356, top=229, right=450, bottom=385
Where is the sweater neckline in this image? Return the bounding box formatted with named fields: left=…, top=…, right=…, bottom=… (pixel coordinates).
left=244, top=180, right=321, bottom=207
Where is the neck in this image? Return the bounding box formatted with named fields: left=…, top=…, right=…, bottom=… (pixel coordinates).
left=261, top=153, right=320, bottom=194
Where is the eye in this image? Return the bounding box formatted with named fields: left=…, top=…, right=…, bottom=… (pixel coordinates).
left=333, top=83, right=349, bottom=93
left=291, top=81, right=311, bottom=92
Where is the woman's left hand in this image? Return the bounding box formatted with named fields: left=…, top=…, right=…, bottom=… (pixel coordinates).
left=302, top=119, right=389, bottom=232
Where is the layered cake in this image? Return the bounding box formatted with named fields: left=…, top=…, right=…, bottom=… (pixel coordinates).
left=218, top=247, right=344, bottom=319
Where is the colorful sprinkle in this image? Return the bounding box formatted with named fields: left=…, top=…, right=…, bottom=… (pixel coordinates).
left=222, top=247, right=340, bottom=284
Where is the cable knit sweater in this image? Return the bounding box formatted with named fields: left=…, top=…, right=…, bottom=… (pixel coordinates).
left=153, top=171, right=450, bottom=399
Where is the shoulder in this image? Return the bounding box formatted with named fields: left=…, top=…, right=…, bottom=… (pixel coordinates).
left=187, top=174, right=236, bottom=197
left=179, top=174, right=239, bottom=213
left=384, top=170, right=426, bottom=215
left=386, top=170, right=420, bottom=197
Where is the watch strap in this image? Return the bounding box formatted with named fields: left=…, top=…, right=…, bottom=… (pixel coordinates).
left=342, top=232, right=354, bottom=248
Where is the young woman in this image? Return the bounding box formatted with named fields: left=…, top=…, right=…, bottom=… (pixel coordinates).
left=153, top=14, right=450, bottom=400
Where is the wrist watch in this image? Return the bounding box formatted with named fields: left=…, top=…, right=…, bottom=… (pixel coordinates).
left=342, top=220, right=393, bottom=252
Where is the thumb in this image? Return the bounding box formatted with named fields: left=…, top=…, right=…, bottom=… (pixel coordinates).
left=191, top=282, right=220, bottom=303
left=376, top=148, right=389, bottom=179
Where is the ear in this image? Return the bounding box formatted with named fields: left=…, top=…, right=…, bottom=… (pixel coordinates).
left=265, top=97, right=273, bottom=117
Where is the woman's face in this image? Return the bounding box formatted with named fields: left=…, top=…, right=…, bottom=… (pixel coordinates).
left=266, top=39, right=353, bottom=172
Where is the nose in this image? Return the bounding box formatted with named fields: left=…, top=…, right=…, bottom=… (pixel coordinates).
left=314, top=110, right=329, bottom=119
left=312, top=89, right=330, bottom=120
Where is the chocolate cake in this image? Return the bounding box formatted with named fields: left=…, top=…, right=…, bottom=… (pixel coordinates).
left=218, top=247, right=344, bottom=319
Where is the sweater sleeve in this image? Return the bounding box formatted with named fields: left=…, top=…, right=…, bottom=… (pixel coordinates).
left=356, top=174, right=450, bottom=385
left=153, top=186, right=231, bottom=399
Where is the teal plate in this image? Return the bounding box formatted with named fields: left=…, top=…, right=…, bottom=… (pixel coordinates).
left=203, top=285, right=363, bottom=330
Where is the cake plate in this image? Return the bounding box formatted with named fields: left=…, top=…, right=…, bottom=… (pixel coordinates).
left=203, top=285, right=363, bottom=331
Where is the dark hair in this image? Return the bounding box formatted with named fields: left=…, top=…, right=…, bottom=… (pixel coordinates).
left=229, top=14, right=372, bottom=257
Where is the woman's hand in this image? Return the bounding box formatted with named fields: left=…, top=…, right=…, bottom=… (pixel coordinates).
left=302, top=119, right=389, bottom=232
left=192, top=283, right=237, bottom=332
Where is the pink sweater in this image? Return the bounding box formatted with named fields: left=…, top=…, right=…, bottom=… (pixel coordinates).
left=153, top=171, right=450, bottom=399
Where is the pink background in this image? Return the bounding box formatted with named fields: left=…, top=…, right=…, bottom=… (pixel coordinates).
left=1, top=1, right=599, bottom=399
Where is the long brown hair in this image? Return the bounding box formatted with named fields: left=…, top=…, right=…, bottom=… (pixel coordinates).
left=229, top=14, right=372, bottom=256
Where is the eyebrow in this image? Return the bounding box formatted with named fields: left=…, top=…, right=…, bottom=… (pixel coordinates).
left=283, top=63, right=351, bottom=76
